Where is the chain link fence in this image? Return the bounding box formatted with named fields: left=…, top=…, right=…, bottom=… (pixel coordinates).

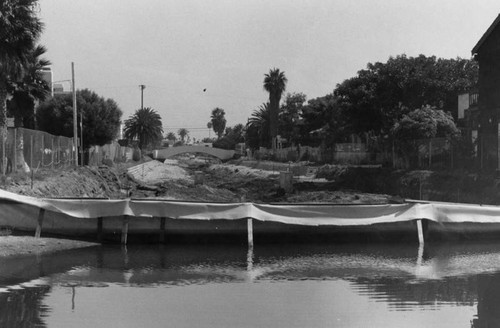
left=0, top=128, right=75, bottom=175
left=87, top=142, right=133, bottom=166
left=0, top=128, right=134, bottom=176
left=249, top=136, right=480, bottom=170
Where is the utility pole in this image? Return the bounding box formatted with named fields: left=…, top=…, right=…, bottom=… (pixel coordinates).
left=72, top=62, right=78, bottom=166
left=139, top=84, right=146, bottom=109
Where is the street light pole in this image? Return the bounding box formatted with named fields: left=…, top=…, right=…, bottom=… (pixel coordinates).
left=72, top=62, right=78, bottom=166
left=139, top=84, right=146, bottom=109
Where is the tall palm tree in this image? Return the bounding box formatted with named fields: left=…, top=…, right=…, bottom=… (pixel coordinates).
left=263, top=68, right=287, bottom=152
left=206, top=122, right=213, bottom=138
left=124, top=107, right=163, bottom=150
left=0, top=0, right=44, bottom=128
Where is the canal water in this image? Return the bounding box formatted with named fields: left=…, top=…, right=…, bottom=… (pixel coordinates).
left=1, top=241, right=499, bottom=328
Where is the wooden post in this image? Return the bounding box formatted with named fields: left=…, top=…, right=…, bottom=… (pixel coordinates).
left=159, top=217, right=166, bottom=243
left=35, top=208, right=45, bottom=238
left=121, top=216, right=129, bottom=245
left=416, top=219, right=424, bottom=245
left=279, top=171, right=293, bottom=193
left=97, top=217, right=103, bottom=242
left=247, top=218, right=253, bottom=249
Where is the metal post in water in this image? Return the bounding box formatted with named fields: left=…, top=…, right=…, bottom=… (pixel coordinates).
left=247, top=218, right=253, bottom=249
left=97, top=217, right=103, bottom=242
left=159, top=217, right=166, bottom=243
left=121, top=216, right=129, bottom=245
left=35, top=208, right=45, bottom=238
left=416, top=219, right=424, bottom=245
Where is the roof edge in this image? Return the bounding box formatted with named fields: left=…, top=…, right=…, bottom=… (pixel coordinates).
left=472, top=14, right=500, bottom=55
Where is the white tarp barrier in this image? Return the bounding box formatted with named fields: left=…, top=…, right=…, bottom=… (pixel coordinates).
left=1, top=189, right=500, bottom=226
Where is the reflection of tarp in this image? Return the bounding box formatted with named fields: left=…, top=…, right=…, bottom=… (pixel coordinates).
left=2, top=189, right=500, bottom=226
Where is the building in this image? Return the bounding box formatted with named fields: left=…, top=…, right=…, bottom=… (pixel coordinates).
left=472, top=14, right=500, bottom=170
left=458, top=91, right=479, bottom=158
left=39, top=67, right=53, bottom=97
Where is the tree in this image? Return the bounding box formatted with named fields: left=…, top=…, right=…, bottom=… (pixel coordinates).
left=210, top=107, right=226, bottom=139
left=166, top=132, right=177, bottom=142
left=213, top=123, right=245, bottom=150
left=7, top=44, right=51, bottom=129
left=177, top=128, right=189, bottom=144
left=334, top=54, right=478, bottom=137
left=7, top=44, right=51, bottom=172
left=392, top=106, right=460, bottom=141
left=263, top=68, right=287, bottom=151
left=124, top=107, right=163, bottom=151
left=392, top=105, right=460, bottom=167
left=245, top=103, right=270, bottom=150
left=300, top=94, right=345, bottom=147
left=0, top=0, right=44, bottom=128
left=279, top=92, right=306, bottom=147
left=206, top=122, right=213, bottom=138
left=37, top=89, right=123, bottom=149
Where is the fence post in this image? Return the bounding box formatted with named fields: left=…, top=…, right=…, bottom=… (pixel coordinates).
left=13, top=129, right=17, bottom=172
left=1, top=128, right=5, bottom=176
left=392, top=140, right=395, bottom=168
left=450, top=140, right=454, bottom=170
left=41, top=134, right=44, bottom=167
left=428, top=140, right=432, bottom=168
left=51, top=138, right=54, bottom=169
left=30, top=135, right=33, bottom=170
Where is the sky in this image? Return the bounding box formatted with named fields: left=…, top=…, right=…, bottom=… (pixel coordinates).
left=38, top=0, right=500, bottom=140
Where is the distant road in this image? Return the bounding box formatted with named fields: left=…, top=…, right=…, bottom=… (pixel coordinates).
left=154, top=146, right=235, bottom=160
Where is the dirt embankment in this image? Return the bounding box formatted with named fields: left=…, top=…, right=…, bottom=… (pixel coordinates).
left=1, top=159, right=392, bottom=203
left=5, top=158, right=493, bottom=205
left=4, top=166, right=130, bottom=198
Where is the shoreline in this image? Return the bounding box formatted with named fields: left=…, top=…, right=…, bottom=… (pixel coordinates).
left=0, top=235, right=99, bottom=258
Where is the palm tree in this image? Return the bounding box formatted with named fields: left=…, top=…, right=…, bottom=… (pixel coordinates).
left=8, top=44, right=51, bottom=129
left=123, top=107, right=163, bottom=150
left=206, top=122, right=213, bottom=138
left=210, top=107, right=226, bottom=139
left=177, top=128, right=189, bottom=144
left=263, top=68, right=287, bottom=152
left=0, top=0, right=44, bottom=128
left=166, top=132, right=177, bottom=142
left=247, top=103, right=271, bottom=149
left=7, top=45, right=50, bottom=172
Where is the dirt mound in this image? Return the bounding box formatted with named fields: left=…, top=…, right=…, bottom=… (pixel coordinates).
left=4, top=166, right=131, bottom=198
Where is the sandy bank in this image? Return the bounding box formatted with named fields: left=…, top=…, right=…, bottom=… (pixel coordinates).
left=0, top=236, right=98, bottom=258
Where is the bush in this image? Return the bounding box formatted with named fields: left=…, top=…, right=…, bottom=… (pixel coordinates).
left=132, top=148, right=141, bottom=161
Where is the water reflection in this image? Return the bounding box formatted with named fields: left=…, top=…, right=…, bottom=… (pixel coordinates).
left=2, top=242, right=500, bottom=327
